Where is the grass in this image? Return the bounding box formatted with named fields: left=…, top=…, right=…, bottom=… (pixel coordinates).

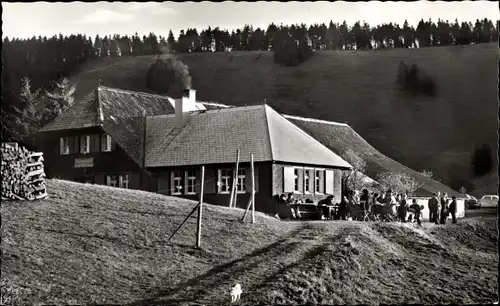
left=1, top=179, right=498, bottom=305
left=69, top=44, right=498, bottom=193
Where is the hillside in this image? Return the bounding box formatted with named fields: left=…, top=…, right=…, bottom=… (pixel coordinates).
left=69, top=43, right=499, bottom=193
left=1, top=180, right=498, bottom=305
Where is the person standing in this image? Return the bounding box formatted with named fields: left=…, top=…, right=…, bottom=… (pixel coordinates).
left=449, top=196, right=458, bottom=224
left=428, top=193, right=440, bottom=224
left=440, top=193, right=450, bottom=224
left=360, top=189, right=371, bottom=214
left=398, top=194, right=409, bottom=222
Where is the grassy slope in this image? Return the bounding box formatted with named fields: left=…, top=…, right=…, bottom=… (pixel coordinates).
left=69, top=43, right=498, bottom=192
left=2, top=180, right=498, bottom=305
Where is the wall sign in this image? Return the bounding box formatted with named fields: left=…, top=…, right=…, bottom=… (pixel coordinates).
left=74, top=157, right=94, bottom=168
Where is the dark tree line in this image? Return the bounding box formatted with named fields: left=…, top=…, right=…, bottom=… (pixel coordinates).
left=1, top=18, right=499, bottom=142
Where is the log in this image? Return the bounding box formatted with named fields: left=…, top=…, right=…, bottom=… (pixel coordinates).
left=1, top=142, right=48, bottom=201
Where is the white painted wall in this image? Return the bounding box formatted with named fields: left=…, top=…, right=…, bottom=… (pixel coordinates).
left=408, top=197, right=466, bottom=221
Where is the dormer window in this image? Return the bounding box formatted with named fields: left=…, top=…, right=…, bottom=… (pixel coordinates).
left=80, top=135, right=90, bottom=154
left=101, top=134, right=112, bottom=152
left=59, top=137, right=69, bottom=155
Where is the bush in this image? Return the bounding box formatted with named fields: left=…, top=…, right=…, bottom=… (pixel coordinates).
left=146, top=56, right=192, bottom=94
left=273, top=31, right=313, bottom=67
left=396, top=61, right=437, bottom=97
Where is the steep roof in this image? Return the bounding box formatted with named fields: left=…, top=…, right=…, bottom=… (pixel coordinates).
left=38, top=86, right=230, bottom=166
left=284, top=115, right=464, bottom=198
left=145, top=105, right=352, bottom=169
left=38, top=91, right=101, bottom=132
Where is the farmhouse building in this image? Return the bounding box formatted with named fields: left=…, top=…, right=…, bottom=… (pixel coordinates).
left=37, top=86, right=352, bottom=215
left=284, top=115, right=467, bottom=219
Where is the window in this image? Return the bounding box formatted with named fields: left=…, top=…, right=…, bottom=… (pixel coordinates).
left=294, top=169, right=300, bottom=192
left=304, top=169, right=311, bottom=193
left=60, top=137, right=69, bottom=155
left=236, top=168, right=246, bottom=193
left=315, top=170, right=325, bottom=194
left=80, top=135, right=90, bottom=154
left=119, top=175, right=129, bottom=189
left=106, top=175, right=118, bottom=187
left=102, top=134, right=112, bottom=152
left=186, top=170, right=196, bottom=194
left=219, top=169, right=232, bottom=194
left=172, top=171, right=183, bottom=195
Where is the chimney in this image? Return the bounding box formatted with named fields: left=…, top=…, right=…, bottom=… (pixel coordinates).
left=175, top=89, right=196, bottom=129
left=183, top=88, right=196, bottom=102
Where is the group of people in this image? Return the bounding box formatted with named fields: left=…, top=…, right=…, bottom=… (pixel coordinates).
left=427, top=191, right=458, bottom=225
left=276, top=189, right=459, bottom=225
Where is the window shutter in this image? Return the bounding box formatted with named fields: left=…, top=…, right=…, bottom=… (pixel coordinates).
left=194, top=168, right=201, bottom=194
left=94, top=134, right=100, bottom=152
left=157, top=173, right=169, bottom=194
left=217, top=169, right=222, bottom=194
left=247, top=166, right=259, bottom=193
left=297, top=168, right=304, bottom=192
left=203, top=168, right=216, bottom=194
left=325, top=169, right=334, bottom=195
left=334, top=169, right=342, bottom=199
left=59, top=138, right=64, bottom=154
left=110, top=137, right=117, bottom=151
left=89, top=135, right=95, bottom=152
left=283, top=166, right=295, bottom=193
left=170, top=171, right=175, bottom=195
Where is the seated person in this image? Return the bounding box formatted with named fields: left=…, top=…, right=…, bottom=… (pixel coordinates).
left=317, top=195, right=335, bottom=220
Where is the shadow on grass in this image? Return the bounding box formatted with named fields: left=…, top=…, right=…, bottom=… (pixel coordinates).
left=127, top=224, right=313, bottom=305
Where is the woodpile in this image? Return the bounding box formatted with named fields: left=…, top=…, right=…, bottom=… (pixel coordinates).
left=1, top=142, right=48, bottom=201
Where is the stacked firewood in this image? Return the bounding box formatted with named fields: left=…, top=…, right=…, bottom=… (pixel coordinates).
left=1, top=142, right=48, bottom=201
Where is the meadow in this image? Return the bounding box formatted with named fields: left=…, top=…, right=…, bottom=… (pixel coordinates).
left=1, top=179, right=497, bottom=305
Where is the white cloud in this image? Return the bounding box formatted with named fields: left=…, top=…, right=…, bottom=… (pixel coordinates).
left=77, top=9, right=134, bottom=24
left=127, top=2, right=160, bottom=11
left=127, top=2, right=177, bottom=15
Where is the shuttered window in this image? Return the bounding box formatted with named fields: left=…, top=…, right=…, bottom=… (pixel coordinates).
left=80, top=135, right=90, bottom=154
left=102, top=134, right=112, bottom=152
left=171, top=171, right=183, bottom=195
left=185, top=170, right=196, bottom=194
left=315, top=170, right=325, bottom=194
left=59, top=137, right=69, bottom=155
left=119, top=175, right=129, bottom=189
left=218, top=169, right=232, bottom=194
left=236, top=168, right=246, bottom=193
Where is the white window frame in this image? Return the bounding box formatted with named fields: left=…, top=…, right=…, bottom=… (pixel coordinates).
left=236, top=168, right=246, bottom=193
left=293, top=168, right=300, bottom=192
left=304, top=168, right=313, bottom=194
left=315, top=169, right=325, bottom=194
left=171, top=171, right=183, bottom=195
left=80, top=135, right=90, bottom=154
left=119, top=174, right=129, bottom=189
left=185, top=170, right=196, bottom=195
left=60, top=137, right=69, bottom=155
left=106, top=175, right=117, bottom=187
left=102, top=134, right=112, bottom=152
left=218, top=169, right=232, bottom=194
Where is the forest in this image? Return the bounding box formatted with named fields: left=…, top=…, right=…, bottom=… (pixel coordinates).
left=2, top=18, right=498, bottom=145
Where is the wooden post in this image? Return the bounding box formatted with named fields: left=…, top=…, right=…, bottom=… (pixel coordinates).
left=251, top=154, right=255, bottom=223
left=196, top=166, right=205, bottom=248
left=228, top=150, right=240, bottom=208
left=168, top=202, right=200, bottom=242
left=241, top=197, right=252, bottom=222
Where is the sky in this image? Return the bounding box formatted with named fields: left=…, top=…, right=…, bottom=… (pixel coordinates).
left=2, top=1, right=499, bottom=40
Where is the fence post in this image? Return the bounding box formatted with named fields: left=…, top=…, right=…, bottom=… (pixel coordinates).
left=196, top=166, right=205, bottom=248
